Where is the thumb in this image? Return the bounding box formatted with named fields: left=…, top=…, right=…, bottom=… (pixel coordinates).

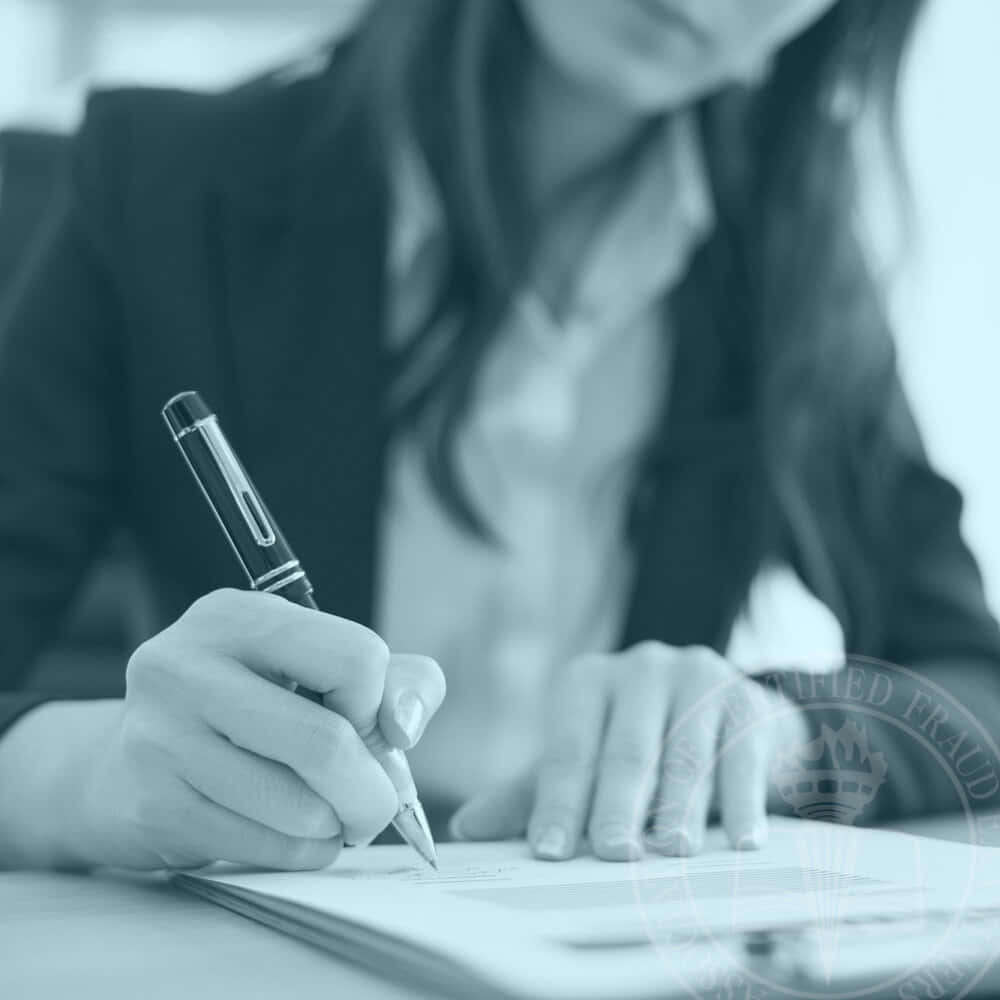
left=378, top=653, right=447, bottom=750
left=450, top=774, right=534, bottom=841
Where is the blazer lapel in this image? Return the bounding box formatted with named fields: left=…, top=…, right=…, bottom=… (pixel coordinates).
left=213, top=84, right=389, bottom=626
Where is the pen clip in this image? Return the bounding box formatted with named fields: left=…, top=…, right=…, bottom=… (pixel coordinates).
left=197, top=417, right=277, bottom=548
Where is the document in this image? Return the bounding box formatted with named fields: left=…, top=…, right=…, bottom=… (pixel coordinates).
left=176, top=817, right=1000, bottom=1000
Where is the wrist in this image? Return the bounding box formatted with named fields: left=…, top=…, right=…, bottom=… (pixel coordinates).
left=0, top=699, right=122, bottom=869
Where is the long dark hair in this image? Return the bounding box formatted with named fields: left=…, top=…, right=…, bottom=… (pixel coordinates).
left=339, top=0, right=925, bottom=644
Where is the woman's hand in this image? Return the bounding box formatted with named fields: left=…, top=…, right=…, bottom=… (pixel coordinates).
left=451, top=642, right=808, bottom=861
left=0, top=590, right=445, bottom=871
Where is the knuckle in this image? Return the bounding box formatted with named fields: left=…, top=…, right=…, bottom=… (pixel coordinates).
left=126, top=637, right=192, bottom=707
left=190, top=588, right=248, bottom=620
left=631, top=640, right=671, bottom=663
left=125, top=637, right=167, bottom=691
left=601, top=739, right=654, bottom=775
left=183, top=589, right=235, bottom=631
left=682, top=645, right=730, bottom=676
left=626, top=642, right=677, bottom=685
left=627, top=653, right=666, bottom=689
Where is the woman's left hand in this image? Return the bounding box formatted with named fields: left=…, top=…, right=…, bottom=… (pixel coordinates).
left=450, top=642, right=809, bottom=861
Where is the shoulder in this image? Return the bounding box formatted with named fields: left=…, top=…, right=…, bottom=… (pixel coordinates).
left=70, top=46, right=346, bottom=215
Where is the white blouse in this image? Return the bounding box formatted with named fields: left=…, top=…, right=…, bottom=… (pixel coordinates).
left=374, top=113, right=715, bottom=803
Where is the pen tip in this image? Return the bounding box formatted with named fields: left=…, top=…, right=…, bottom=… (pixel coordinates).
left=392, top=800, right=439, bottom=871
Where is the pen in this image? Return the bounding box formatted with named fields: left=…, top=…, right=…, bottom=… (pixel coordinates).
left=162, top=390, right=438, bottom=869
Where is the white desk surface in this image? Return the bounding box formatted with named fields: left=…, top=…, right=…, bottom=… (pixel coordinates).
left=4, top=813, right=998, bottom=1000
left=1, top=868, right=419, bottom=1000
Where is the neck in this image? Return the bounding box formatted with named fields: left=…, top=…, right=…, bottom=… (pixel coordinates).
left=517, top=50, right=653, bottom=214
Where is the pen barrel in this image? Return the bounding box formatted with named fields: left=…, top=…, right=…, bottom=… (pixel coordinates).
left=178, top=431, right=305, bottom=588
left=164, top=393, right=316, bottom=604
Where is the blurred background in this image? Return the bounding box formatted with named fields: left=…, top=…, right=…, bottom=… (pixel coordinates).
left=0, top=0, right=998, bottom=609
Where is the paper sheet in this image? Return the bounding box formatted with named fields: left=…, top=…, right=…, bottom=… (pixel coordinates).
left=181, top=818, right=1000, bottom=1000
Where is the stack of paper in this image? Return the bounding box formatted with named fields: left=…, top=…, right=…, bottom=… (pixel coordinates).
left=176, top=817, right=1000, bottom=999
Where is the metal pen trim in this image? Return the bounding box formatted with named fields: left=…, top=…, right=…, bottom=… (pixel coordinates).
left=253, top=561, right=302, bottom=589
left=261, top=570, right=308, bottom=594
left=170, top=419, right=207, bottom=442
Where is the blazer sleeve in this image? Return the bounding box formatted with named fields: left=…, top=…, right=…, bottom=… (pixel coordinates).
left=0, top=102, right=126, bottom=734
left=760, top=374, right=1000, bottom=821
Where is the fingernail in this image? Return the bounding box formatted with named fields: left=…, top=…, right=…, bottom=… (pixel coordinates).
left=649, top=828, right=697, bottom=856
left=535, top=826, right=570, bottom=860
left=737, top=823, right=768, bottom=851
left=596, top=824, right=642, bottom=859
left=394, top=691, right=426, bottom=748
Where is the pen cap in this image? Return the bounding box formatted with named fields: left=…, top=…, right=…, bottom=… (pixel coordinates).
left=163, top=391, right=213, bottom=439
left=162, top=390, right=316, bottom=604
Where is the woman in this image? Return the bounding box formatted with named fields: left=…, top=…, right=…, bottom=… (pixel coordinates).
left=1, top=0, right=999, bottom=871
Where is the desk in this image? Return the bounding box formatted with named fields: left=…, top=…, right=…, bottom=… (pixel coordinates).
left=2, top=814, right=996, bottom=1000
left=1, top=870, right=418, bottom=1000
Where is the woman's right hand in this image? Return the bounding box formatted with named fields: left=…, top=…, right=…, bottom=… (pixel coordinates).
left=0, top=589, right=445, bottom=871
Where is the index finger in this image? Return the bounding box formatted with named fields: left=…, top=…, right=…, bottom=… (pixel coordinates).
left=177, top=589, right=390, bottom=729
left=528, top=655, right=610, bottom=861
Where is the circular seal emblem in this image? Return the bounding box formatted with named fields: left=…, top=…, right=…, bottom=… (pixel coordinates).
left=626, top=656, right=1000, bottom=1000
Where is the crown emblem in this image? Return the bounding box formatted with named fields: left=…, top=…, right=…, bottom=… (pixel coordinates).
left=772, top=720, right=888, bottom=824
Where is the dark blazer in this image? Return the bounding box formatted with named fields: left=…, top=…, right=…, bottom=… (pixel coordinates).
left=2, top=56, right=999, bottom=820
